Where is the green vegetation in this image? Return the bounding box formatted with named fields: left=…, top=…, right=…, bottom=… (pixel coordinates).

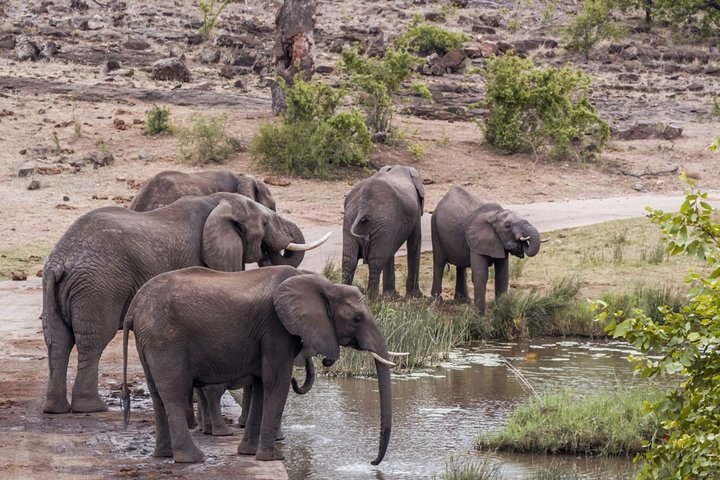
left=324, top=298, right=478, bottom=376
left=199, top=0, right=231, bottom=41
left=393, top=16, right=468, bottom=56
left=596, top=176, right=720, bottom=479
left=561, top=0, right=625, bottom=55
left=0, top=245, right=50, bottom=280
left=144, top=105, right=173, bottom=136
left=341, top=47, right=429, bottom=140
left=434, top=455, right=501, bottom=480
left=477, top=386, right=663, bottom=456
left=251, top=77, right=373, bottom=177
left=178, top=113, right=242, bottom=165
left=481, top=54, right=609, bottom=161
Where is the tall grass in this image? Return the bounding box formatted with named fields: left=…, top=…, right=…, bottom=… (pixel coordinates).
left=599, top=283, right=686, bottom=323
left=325, top=298, right=480, bottom=376
left=476, top=386, right=663, bottom=456
left=433, top=455, right=502, bottom=480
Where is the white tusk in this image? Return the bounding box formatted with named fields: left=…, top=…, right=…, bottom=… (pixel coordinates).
left=519, top=236, right=530, bottom=241
left=388, top=351, right=409, bottom=356
left=285, top=231, right=332, bottom=251
left=540, top=238, right=550, bottom=243
left=370, top=352, right=396, bottom=366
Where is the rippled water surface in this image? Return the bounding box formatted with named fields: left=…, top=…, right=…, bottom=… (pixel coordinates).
left=225, top=339, right=641, bottom=479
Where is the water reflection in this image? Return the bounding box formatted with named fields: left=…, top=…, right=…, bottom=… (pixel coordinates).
left=275, top=339, right=640, bottom=479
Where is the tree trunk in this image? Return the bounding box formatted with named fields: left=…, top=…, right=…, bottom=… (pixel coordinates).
left=272, top=0, right=316, bottom=114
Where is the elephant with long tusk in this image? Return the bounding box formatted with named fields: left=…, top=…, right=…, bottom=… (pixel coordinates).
left=42, top=192, right=328, bottom=414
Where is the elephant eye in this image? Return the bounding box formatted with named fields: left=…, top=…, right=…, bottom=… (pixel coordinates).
left=353, top=314, right=363, bottom=324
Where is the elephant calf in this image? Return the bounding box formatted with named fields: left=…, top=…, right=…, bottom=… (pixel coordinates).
left=342, top=165, right=425, bottom=298
left=129, top=170, right=276, bottom=212
left=431, top=186, right=541, bottom=314
left=123, top=266, right=393, bottom=465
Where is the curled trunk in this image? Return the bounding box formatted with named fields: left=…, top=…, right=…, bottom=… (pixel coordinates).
left=267, top=221, right=306, bottom=267
left=291, top=357, right=315, bottom=394
left=521, top=223, right=541, bottom=257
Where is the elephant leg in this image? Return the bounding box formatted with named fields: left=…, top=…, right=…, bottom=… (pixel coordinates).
left=256, top=368, right=291, bottom=461
left=382, top=255, right=397, bottom=297
left=470, top=255, right=491, bottom=315
left=238, top=386, right=251, bottom=428
left=455, top=266, right=469, bottom=302
left=367, top=263, right=382, bottom=298
left=43, top=319, right=74, bottom=413
left=430, top=242, right=446, bottom=301
left=158, top=384, right=204, bottom=463
left=494, top=256, right=510, bottom=299
left=186, top=390, right=198, bottom=429
left=146, top=374, right=173, bottom=458
left=201, top=384, right=232, bottom=436
left=238, top=378, right=263, bottom=455
left=405, top=223, right=422, bottom=298
left=70, top=317, right=117, bottom=413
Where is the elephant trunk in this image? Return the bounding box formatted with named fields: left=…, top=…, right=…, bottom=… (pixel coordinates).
left=371, top=349, right=392, bottom=465
left=291, top=357, right=315, bottom=394
left=267, top=221, right=306, bottom=268
left=520, top=223, right=541, bottom=257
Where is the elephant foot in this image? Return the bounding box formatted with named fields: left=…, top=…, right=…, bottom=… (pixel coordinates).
left=173, top=446, right=205, bottom=463
left=153, top=446, right=173, bottom=458
left=256, top=447, right=284, bottom=461
left=70, top=394, right=108, bottom=413
left=237, top=439, right=258, bottom=455
left=406, top=289, right=423, bottom=299
left=237, top=414, right=247, bottom=428
left=210, top=424, right=233, bottom=437
left=43, top=397, right=71, bottom=414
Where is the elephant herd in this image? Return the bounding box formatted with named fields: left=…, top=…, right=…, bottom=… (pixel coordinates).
left=40, top=165, right=540, bottom=466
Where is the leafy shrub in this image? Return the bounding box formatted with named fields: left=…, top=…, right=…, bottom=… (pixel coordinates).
left=481, top=54, right=610, bottom=161
left=394, top=16, right=468, bottom=56
left=251, top=77, right=373, bottom=177
left=144, top=105, right=173, bottom=136
left=561, top=0, right=626, bottom=55
left=178, top=113, right=242, bottom=165
left=341, top=47, right=429, bottom=139
left=199, top=0, right=231, bottom=41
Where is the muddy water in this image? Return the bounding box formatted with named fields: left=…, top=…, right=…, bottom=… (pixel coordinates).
left=264, top=339, right=640, bottom=479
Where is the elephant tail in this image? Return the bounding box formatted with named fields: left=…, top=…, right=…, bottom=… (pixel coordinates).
left=122, top=315, right=132, bottom=429
left=291, top=357, right=315, bottom=394
left=41, top=263, right=65, bottom=350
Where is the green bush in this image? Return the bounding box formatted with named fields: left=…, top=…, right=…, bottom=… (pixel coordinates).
left=199, top=0, right=231, bottom=41
left=250, top=77, right=373, bottom=177
left=341, top=47, right=429, bottom=139
left=144, top=105, right=173, bottom=136
left=561, top=0, right=626, bottom=55
left=394, top=16, right=468, bottom=56
left=178, top=113, right=242, bottom=165
left=481, top=54, right=610, bottom=161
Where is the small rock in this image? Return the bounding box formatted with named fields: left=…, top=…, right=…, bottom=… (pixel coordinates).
left=69, top=0, right=89, bottom=11
left=186, top=33, right=203, bottom=45
left=218, top=65, right=237, bottom=79
left=84, top=150, right=115, bottom=167
left=15, top=36, right=40, bottom=61
left=425, top=12, right=445, bottom=22
left=27, top=180, right=40, bottom=190
left=632, top=182, right=644, bottom=191
left=315, top=65, right=334, bottom=74
left=234, top=77, right=248, bottom=91
left=138, top=150, right=152, bottom=161
left=124, top=38, right=150, bottom=50
left=0, top=33, right=16, bottom=50
left=63, top=195, right=70, bottom=201
left=439, top=49, right=466, bottom=72
left=40, top=41, right=59, bottom=59
left=198, top=46, right=221, bottom=64
left=36, top=270, right=43, bottom=277
left=11, top=271, right=27, bottom=281
left=263, top=176, right=291, bottom=187
left=18, top=165, right=36, bottom=178
left=151, top=57, right=191, bottom=82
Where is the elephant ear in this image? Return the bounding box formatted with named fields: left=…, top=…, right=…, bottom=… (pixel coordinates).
left=273, top=274, right=340, bottom=362
left=201, top=200, right=245, bottom=272
left=406, top=166, right=425, bottom=213
left=465, top=204, right=505, bottom=259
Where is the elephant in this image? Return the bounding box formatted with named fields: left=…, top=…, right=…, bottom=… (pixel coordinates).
left=193, top=358, right=314, bottom=437
left=342, top=165, right=425, bottom=298
left=128, top=170, right=276, bottom=212
left=122, top=265, right=393, bottom=465
left=42, top=192, right=328, bottom=414
left=430, top=186, right=541, bottom=314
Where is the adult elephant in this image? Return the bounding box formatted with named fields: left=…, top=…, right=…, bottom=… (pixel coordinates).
left=122, top=266, right=393, bottom=465
left=342, top=165, right=425, bottom=298
left=42, top=193, right=327, bottom=414
left=128, top=170, right=276, bottom=212
left=431, top=186, right=541, bottom=314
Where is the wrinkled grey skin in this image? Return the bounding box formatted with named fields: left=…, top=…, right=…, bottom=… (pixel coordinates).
left=122, top=266, right=392, bottom=465
left=194, top=358, right=313, bottom=438
left=342, top=165, right=425, bottom=298
left=129, top=170, right=276, bottom=212
left=42, top=193, right=306, bottom=414
left=431, top=186, right=541, bottom=314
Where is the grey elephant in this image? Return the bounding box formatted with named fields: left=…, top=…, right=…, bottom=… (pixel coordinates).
left=128, top=170, right=276, bottom=212
left=122, top=266, right=393, bottom=465
left=431, top=186, right=541, bottom=314
left=342, top=165, right=425, bottom=298
left=42, top=193, right=327, bottom=414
